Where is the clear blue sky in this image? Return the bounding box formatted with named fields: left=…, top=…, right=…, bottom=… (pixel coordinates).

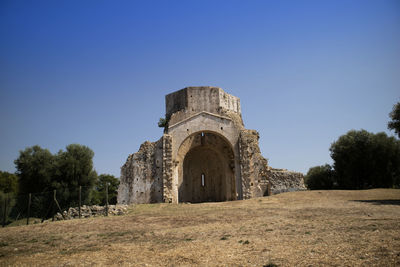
left=1, top=0, right=399, bottom=177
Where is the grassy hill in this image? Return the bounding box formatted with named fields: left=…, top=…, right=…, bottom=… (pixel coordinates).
left=1, top=189, right=399, bottom=266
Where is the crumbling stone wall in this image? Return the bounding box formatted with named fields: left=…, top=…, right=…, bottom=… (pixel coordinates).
left=53, top=205, right=128, bottom=221
left=239, top=129, right=269, bottom=199
left=162, top=134, right=174, bottom=203
left=239, top=129, right=306, bottom=197
left=117, top=139, right=163, bottom=204
left=267, top=169, right=306, bottom=194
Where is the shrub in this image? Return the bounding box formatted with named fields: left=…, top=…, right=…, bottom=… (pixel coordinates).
left=304, top=164, right=335, bottom=190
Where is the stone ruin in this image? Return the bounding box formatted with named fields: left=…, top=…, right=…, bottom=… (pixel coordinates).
left=52, top=205, right=129, bottom=221
left=118, top=86, right=305, bottom=204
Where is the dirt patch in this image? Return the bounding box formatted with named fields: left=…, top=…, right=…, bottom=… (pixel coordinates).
left=1, top=189, right=399, bottom=266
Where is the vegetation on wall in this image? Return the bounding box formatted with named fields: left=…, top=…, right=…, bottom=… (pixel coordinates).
left=158, top=117, right=168, bottom=128
left=158, top=117, right=169, bottom=133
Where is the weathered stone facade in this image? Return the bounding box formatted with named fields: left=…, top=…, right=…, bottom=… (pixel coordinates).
left=118, top=86, right=305, bottom=204
left=267, top=169, right=306, bottom=194
left=239, top=130, right=270, bottom=199
left=118, top=140, right=163, bottom=204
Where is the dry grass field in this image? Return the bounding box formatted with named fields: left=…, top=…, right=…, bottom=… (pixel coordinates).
left=1, top=189, right=399, bottom=266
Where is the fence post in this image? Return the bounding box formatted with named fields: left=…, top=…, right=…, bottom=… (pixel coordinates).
left=53, top=190, right=65, bottom=220
left=42, top=192, right=55, bottom=223
left=79, top=186, right=81, bottom=219
left=27, top=193, right=31, bottom=225
left=2, top=194, right=7, bottom=227
left=52, top=190, right=56, bottom=221
left=105, top=183, right=109, bottom=216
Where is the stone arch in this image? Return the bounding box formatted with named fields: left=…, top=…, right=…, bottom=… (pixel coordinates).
left=177, top=131, right=236, bottom=203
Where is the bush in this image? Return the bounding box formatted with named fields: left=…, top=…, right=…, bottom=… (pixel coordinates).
left=304, top=164, right=335, bottom=190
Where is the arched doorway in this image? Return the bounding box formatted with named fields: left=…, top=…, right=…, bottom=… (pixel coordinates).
left=177, top=131, right=235, bottom=203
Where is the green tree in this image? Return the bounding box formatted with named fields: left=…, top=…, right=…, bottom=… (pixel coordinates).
left=0, top=171, right=19, bottom=224
left=54, top=144, right=98, bottom=207
left=14, top=146, right=55, bottom=217
left=92, top=174, right=120, bottom=205
left=369, top=132, right=400, bottom=187
left=0, top=191, right=16, bottom=224
left=330, top=130, right=400, bottom=189
left=304, top=164, right=335, bottom=190
left=14, top=146, right=55, bottom=195
left=388, top=101, right=400, bottom=138
left=14, top=144, right=98, bottom=217
left=0, top=171, right=18, bottom=195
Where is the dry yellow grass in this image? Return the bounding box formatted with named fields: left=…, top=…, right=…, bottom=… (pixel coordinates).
left=1, top=189, right=399, bottom=266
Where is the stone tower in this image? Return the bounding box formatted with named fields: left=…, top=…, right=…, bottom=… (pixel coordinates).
left=118, top=86, right=305, bottom=204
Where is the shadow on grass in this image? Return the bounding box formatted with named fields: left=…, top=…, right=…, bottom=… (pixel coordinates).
left=352, top=199, right=400, bottom=206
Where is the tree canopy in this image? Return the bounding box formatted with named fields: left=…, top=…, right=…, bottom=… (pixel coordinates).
left=92, top=174, right=120, bottom=205
left=0, top=171, right=18, bottom=195
left=0, top=171, right=19, bottom=222
left=304, top=164, right=335, bottom=190
left=14, top=144, right=98, bottom=216
left=388, top=101, right=400, bottom=138
left=14, top=145, right=55, bottom=195
left=53, top=144, right=98, bottom=207
left=330, top=130, right=400, bottom=189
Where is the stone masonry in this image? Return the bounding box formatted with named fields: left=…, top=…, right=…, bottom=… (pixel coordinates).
left=118, top=86, right=305, bottom=204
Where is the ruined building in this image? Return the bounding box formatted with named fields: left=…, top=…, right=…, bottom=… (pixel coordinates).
left=118, top=87, right=305, bottom=204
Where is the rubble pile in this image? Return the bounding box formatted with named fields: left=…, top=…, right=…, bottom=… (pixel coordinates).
left=54, top=204, right=129, bottom=221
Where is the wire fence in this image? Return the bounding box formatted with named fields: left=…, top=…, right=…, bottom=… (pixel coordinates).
left=1, top=184, right=114, bottom=227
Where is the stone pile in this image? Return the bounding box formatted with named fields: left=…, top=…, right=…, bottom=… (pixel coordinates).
left=54, top=204, right=128, bottom=221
